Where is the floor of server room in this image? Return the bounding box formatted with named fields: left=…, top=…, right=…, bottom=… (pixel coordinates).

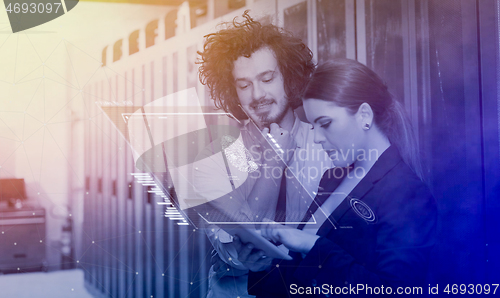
left=0, top=269, right=93, bottom=298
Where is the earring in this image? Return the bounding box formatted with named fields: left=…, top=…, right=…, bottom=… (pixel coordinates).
left=363, top=123, right=370, bottom=130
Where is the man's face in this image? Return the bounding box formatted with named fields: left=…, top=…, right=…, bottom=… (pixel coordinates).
left=232, top=47, right=290, bottom=128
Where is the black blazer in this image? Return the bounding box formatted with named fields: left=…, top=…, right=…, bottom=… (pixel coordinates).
left=248, top=146, right=437, bottom=297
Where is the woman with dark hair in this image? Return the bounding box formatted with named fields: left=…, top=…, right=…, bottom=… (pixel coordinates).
left=240, top=59, right=437, bottom=297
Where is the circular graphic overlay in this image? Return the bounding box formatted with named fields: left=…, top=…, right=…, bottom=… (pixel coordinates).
left=349, top=198, right=376, bottom=222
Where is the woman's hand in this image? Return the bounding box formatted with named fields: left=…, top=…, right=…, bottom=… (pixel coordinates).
left=261, top=223, right=320, bottom=254
left=234, top=236, right=273, bottom=272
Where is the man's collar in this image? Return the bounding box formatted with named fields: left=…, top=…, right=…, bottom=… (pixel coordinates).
left=289, top=111, right=302, bottom=140
left=240, top=111, right=307, bottom=148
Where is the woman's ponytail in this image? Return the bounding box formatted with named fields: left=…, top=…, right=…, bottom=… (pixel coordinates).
left=387, top=100, right=424, bottom=181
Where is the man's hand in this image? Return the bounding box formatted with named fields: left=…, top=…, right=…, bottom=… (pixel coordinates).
left=262, top=123, right=296, bottom=164
left=234, top=236, right=273, bottom=272
left=261, top=223, right=320, bottom=254
left=211, top=251, right=249, bottom=278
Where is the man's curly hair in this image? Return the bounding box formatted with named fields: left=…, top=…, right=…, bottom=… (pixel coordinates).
left=197, top=11, right=315, bottom=120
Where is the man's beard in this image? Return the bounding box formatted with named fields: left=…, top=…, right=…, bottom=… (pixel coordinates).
left=250, top=98, right=290, bottom=129
left=259, top=105, right=289, bottom=129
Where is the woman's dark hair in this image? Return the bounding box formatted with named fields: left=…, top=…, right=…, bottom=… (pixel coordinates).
left=304, top=59, right=424, bottom=180
left=197, top=11, right=315, bottom=120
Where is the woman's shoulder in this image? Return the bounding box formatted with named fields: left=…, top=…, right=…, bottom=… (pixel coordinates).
left=372, top=158, right=437, bottom=223
left=372, top=146, right=427, bottom=189
left=370, top=147, right=435, bottom=207
left=389, top=159, right=426, bottom=188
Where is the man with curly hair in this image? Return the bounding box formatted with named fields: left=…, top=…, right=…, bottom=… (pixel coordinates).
left=196, top=11, right=331, bottom=297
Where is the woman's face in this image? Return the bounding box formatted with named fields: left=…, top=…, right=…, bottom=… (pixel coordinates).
left=303, top=98, right=365, bottom=167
